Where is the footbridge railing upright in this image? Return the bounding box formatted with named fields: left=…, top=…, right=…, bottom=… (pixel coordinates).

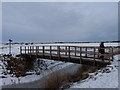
left=20, top=45, right=119, bottom=62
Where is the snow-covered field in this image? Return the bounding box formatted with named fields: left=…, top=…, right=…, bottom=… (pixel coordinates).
left=0, top=42, right=119, bottom=88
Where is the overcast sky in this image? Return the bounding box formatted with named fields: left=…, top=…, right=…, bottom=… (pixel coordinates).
left=2, top=2, right=118, bottom=42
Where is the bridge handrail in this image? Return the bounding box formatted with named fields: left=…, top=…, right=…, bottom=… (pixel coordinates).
left=20, top=45, right=119, bottom=62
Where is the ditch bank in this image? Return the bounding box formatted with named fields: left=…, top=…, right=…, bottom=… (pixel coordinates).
left=2, top=63, right=80, bottom=88
left=2, top=62, right=99, bottom=89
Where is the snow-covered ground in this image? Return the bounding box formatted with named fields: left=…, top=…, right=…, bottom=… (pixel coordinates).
left=0, top=42, right=119, bottom=87
left=0, top=43, right=74, bottom=86
left=70, top=54, right=119, bottom=88
left=1, top=59, right=73, bottom=86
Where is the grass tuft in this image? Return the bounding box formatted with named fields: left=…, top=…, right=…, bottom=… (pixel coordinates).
left=42, top=71, right=69, bottom=89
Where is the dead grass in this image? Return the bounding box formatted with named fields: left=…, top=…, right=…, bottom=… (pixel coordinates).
left=6, top=56, right=36, bottom=77
left=42, top=71, right=69, bottom=89
left=69, top=65, right=90, bottom=82
left=41, top=65, right=99, bottom=89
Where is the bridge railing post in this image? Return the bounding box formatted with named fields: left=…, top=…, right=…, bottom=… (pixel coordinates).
left=108, top=48, right=110, bottom=62
left=75, top=46, right=76, bottom=56
left=36, top=46, right=38, bottom=55
left=57, top=46, right=60, bottom=60
left=30, top=46, right=31, bottom=54
left=38, top=46, right=39, bottom=53
left=111, top=47, right=114, bottom=60
left=65, top=46, right=67, bottom=56
left=25, top=46, right=26, bottom=54
left=68, top=46, right=70, bottom=61
left=32, top=46, right=34, bottom=53
left=29, top=46, right=30, bottom=54
left=50, top=46, right=52, bottom=59
left=28, top=46, right=29, bottom=54
left=43, top=46, right=45, bottom=58
left=85, top=47, right=87, bottom=57
left=20, top=46, right=22, bottom=54
left=80, top=47, right=82, bottom=64
left=97, top=47, right=99, bottom=59
left=93, top=47, right=96, bottom=66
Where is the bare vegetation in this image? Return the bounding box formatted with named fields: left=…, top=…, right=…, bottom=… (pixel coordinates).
left=2, top=55, right=37, bottom=77
left=42, top=72, right=69, bottom=89
left=41, top=65, right=98, bottom=89
left=1, top=55, right=49, bottom=78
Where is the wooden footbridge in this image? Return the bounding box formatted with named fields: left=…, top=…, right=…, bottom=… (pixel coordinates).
left=19, top=45, right=120, bottom=67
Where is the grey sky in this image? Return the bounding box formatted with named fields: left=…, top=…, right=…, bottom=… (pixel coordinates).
left=2, top=2, right=118, bottom=42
